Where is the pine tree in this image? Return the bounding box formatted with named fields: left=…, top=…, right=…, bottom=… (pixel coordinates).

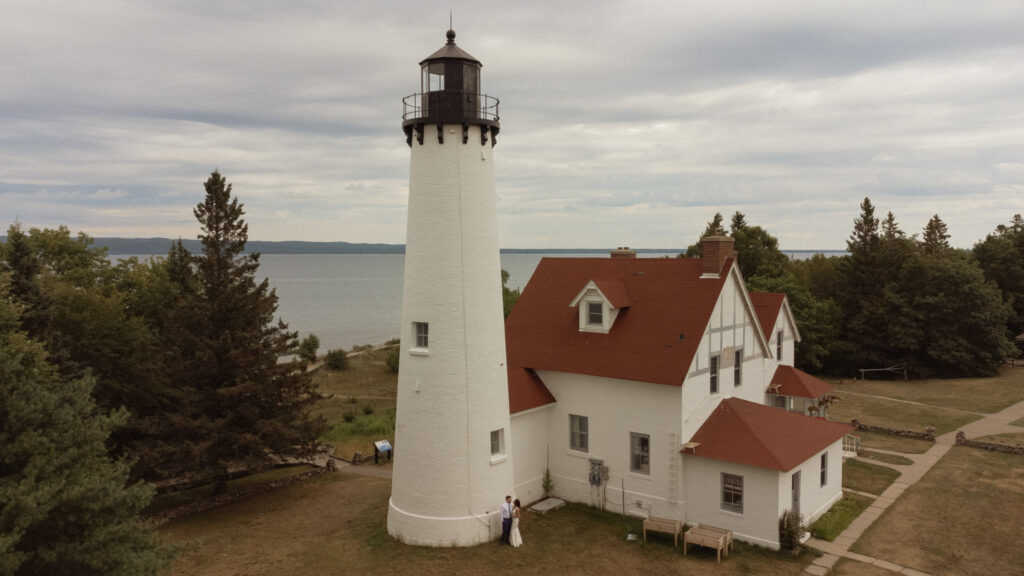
left=0, top=287, right=172, bottom=576
left=683, top=212, right=725, bottom=257
left=180, top=171, right=326, bottom=481
left=921, top=214, right=951, bottom=255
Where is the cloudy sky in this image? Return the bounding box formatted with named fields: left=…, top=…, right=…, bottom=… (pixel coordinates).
left=3, top=1, right=1023, bottom=249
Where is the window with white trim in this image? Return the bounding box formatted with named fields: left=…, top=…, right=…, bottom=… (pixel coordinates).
left=414, top=322, right=429, bottom=348
left=710, top=355, right=720, bottom=394
left=777, top=330, right=783, bottom=360
left=734, top=349, right=743, bottom=387
left=587, top=301, right=603, bottom=326
left=570, top=414, right=588, bottom=452
left=721, top=473, right=743, bottom=513
left=630, top=432, right=650, bottom=475
left=773, top=395, right=787, bottom=409
left=491, top=428, right=505, bottom=456
left=820, top=452, right=828, bottom=487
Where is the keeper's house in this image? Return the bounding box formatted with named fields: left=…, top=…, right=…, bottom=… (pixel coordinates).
left=505, top=236, right=851, bottom=549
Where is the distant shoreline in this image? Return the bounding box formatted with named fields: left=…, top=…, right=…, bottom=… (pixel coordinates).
left=0, top=236, right=845, bottom=256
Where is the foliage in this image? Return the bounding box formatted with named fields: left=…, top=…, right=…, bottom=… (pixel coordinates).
left=683, top=212, right=725, bottom=257
left=298, top=334, right=320, bottom=364
left=384, top=345, right=400, bottom=373
left=0, top=290, right=172, bottom=576
left=325, top=348, right=350, bottom=371
left=973, top=214, right=1024, bottom=355
left=542, top=467, right=554, bottom=498
left=501, top=269, right=520, bottom=319
left=778, top=508, right=804, bottom=552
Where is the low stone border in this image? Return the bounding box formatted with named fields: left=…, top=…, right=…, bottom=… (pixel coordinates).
left=851, top=419, right=935, bottom=442
left=955, top=431, right=1024, bottom=455
left=148, top=465, right=334, bottom=522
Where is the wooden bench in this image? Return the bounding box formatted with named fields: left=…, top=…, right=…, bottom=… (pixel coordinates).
left=696, top=524, right=733, bottom=557
left=684, top=525, right=731, bottom=563
left=642, top=516, right=682, bottom=547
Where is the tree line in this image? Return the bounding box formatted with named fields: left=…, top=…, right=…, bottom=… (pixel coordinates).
left=685, top=200, right=1022, bottom=378
left=1, top=172, right=327, bottom=575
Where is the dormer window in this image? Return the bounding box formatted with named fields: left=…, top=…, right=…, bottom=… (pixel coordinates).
left=587, top=302, right=603, bottom=326
left=570, top=279, right=630, bottom=335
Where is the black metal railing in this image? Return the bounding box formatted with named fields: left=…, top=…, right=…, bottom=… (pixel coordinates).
left=402, top=92, right=499, bottom=123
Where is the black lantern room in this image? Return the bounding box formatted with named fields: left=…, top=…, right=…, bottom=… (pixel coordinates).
left=402, top=30, right=500, bottom=147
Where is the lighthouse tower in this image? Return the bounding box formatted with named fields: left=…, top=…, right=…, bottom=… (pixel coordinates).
left=387, top=30, right=514, bottom=547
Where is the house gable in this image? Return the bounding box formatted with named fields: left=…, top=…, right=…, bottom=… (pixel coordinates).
left=569, top=279, right=631, bottom=334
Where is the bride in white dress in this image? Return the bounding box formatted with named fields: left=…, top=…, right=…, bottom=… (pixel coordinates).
left=510, top=499, right=523, bottom=548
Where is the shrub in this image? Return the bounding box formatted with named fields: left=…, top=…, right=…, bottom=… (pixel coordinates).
left=298, top=334, right=320, bottom=364
left=342, top=411, right=356, bottom=423
left=362, top=405, right=375, bottom=415
left=542, top=467, right=554, bottom=497
left=385, top=346, right=400, bottom=373
left=778, top=509, right=805, bottom=552
left=325, top=348, right=349, bottom=371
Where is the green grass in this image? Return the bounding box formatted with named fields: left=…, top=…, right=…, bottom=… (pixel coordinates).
left=852, top=447, right=1024, bottom=576
left=313, top=347, right=398, bottom=458
left=1010, top=416, right=1024, bottom=427
left=857, top=450, right=914, bottom=466
left=851, top=430, right=933, bottom=454
left=830, top=391, right=980, bottom=435
left=842, top=459, right=901, bottom=495
left=829, top=367, right=1024, bottom=414
left=808, top=492, right=873, bottom=541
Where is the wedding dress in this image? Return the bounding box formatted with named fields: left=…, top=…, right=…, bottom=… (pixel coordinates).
left=510, top=516, right=522, bottom=548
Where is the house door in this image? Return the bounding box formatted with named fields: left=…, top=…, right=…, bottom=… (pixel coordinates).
left=791, top=471, right=801, bottom=514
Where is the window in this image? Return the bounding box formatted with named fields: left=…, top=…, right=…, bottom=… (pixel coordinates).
left=734, top=349, right=743, bottom=387
left=721, top=473, right=743, bottom=514
left=710, top=355, right=720, bottom=394
left=777, top=331, right=783, bottom=360
left=570, top=414, right=588, bottom=452
left=414, top=322, right=429, bottom=348
left=820, top=452, right=828, bottom=487
left=491, top=429, right=505, bottom=456
left=773, top=395, right=787, bottom=409
left=630, top=433, right=650, bottom=475
left=587, top=302, right=603, bottom=326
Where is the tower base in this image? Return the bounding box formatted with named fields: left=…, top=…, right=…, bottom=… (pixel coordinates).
left=387, top=498, right=499, bottom=547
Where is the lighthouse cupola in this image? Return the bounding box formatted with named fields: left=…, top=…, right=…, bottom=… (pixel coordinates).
left=402, top=29, right=499, bottom=146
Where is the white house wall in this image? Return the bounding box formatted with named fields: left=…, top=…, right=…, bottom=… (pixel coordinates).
left=682, top=270, right=770, bottom=442
left=776, top=440, right=844, bottom=525
left=683, top=457, right=782, bottom=549
left=536, top=370, right=684, bottom=520
left=510, top=405, right=552, bottom=504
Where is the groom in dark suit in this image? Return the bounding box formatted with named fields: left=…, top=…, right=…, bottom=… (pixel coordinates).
left=500, top=495, right=513, bottom=544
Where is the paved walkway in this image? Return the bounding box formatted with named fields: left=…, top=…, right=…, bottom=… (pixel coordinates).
left=803, top=396, right=1024, bottom=576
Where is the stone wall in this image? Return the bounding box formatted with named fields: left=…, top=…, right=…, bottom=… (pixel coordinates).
left=955, top=431, right=1024, bottom=456
left=850, top=419, right=936, bottom=442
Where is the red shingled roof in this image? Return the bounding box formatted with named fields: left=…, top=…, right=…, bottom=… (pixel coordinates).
left=684, top=397, right=852, bottom=471
left=750, top=292, right=786, bottom=341
left=505, top=257, right=733, bottom=391
left=507, top=367, right=557, bottom=413
left=770, top=365, right=835, bottom=399
left=591, top=279, right=631, bottom=309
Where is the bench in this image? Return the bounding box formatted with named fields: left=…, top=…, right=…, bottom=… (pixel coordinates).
left=642, top=516, right=682, bottom=547
left=684, top=525, right=731, bottom=563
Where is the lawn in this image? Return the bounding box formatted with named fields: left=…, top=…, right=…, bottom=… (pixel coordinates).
left=831, top=558, right=894, bottom=576
left=829, top=391, right=980, bottom=435
left=973, top=432, right=1024, bottom=447
left=312, top=347, right=398, bottom=459
left=808, top=492, right=873, bottom=541
left=851, top=446, right=1024, bottom=576
left=160, top=470, right=813, bottom=576
left=829, top=367, right=1024, bottom=414
left=842, top=459, right=900, bottom=496
left=857, top=450, right=914, bottom=466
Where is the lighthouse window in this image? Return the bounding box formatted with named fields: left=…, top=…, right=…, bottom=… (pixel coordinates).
left=413, top=322, right=429, bottom=349
left=490, top=428, right=505, bottom=456
left=422, top=63, right=445, bottom=92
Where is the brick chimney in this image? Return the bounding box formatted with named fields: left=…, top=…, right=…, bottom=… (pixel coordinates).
left=610, top=246, right=637, bottom=259
left=700, top=235, right=736, bottom=277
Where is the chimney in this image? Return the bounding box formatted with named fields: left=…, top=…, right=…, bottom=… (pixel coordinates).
left=610, top=246, right=637, bottom=259
left=700, top=235, right=736, bottom=277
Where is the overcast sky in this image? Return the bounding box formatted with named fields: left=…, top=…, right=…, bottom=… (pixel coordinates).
left=3, top=1, right=1023, bottom=249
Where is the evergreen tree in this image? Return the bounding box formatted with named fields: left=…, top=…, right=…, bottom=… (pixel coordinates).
left=0, top=285, right=172, bottom=576
left=729, top=211, right=747, bottom=233
left=178, top=171, right=326, bottom=481
left=974, top=214, right=1024, bottom=354
left=921, top=214, right=951, bottom=254
left=683, top=212, right=725, bottom=257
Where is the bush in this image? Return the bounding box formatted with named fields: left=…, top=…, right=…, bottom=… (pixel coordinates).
left=342, top=411, right=356, bottom=423
left=385, top=346, right=400, bottom=373
left=779, top=509, right=805, bottom=552
left=362, top=405, right=375, bottom=415
left=325, top=348, right=349, bottom=371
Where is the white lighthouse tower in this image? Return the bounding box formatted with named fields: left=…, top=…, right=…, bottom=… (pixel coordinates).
left=387, top=29, right=514, bottom=547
